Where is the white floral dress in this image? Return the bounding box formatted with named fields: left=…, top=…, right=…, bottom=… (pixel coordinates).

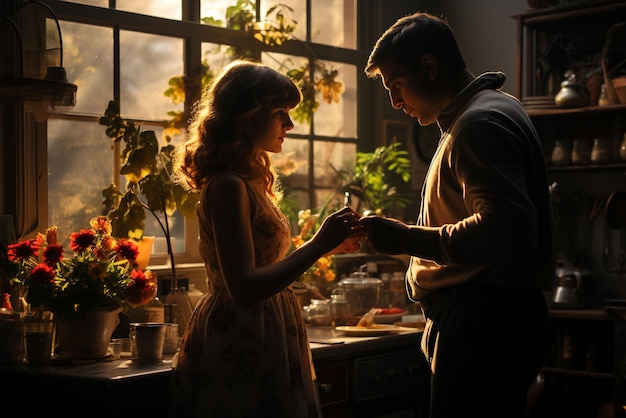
left=169, top=174, right=322, bottom=418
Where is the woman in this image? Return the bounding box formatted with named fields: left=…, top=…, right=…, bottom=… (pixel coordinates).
left=169, top=60, right=362, bottom=418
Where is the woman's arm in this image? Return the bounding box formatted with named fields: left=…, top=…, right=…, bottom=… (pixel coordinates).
left=207, top=174, right=361, bottom=309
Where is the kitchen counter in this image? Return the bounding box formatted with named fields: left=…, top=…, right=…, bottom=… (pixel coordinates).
left=0, top=326, right=427, bottom=417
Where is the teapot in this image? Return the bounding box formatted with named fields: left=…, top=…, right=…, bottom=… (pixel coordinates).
left=549, top=256, right=593, bottom=308
left=554, top=71, right=588, bottom=108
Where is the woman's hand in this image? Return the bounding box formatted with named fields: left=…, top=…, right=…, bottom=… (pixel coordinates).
left=359, top=215, right=409, bottom=254
left=311, top=207, right=364, bottom=254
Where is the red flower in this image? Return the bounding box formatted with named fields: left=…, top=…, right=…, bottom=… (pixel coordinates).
left=43, top=243, right=64, bottom=266
left=46, top=226, right=58, bottom=246
left=115, top=239, right=139, bottom=262
left=125, top=269, right=157, bottom=307
left=70, top=229, right=96, bottom=253
left=90, top=215, right=113, bottom=235
left=30, top=263, right=56, bottom=285
left=7, top=239, right=40, bottom=261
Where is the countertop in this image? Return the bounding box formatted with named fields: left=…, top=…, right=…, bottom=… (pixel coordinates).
left=0, top=326, right=424, bottom=416
left=0, top=325, right=423, bottom=380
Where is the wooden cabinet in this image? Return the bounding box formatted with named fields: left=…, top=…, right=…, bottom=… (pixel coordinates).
left=514, top=3, right=626, bottom=417
left=533, top=309, right=616, bottom=417
left=513, top=2, right=626, bottom=172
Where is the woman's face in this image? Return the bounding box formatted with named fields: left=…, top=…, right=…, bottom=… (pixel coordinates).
left=254, top=106, right=295, bottom=153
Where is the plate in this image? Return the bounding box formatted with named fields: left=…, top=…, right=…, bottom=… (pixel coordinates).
left=335, top=324, right=405, bottom=337
left=373, top=310, right=408, bottom=324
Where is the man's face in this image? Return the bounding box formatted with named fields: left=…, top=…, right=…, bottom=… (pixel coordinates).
left=378, top=61, right=439, bottom=126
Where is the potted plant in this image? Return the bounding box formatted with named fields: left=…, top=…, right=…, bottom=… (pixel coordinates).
left=99, top=101, right=199, bottom=278
left=4, top=216, right=158, bottom=358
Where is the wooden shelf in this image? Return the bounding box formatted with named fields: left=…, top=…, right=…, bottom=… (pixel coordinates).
left=543, top=366, right=614, bottom=380
left=549, top=308, right=612, bottom=321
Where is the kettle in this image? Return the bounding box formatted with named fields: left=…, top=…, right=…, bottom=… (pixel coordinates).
left=549, top=256, right=593, bottom=308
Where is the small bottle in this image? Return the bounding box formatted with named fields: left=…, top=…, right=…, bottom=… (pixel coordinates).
left=598, top=84, right=610, bottom=106
left=143, top=295, right=164, bottom=323
left=187, top=283, right=205, bottom=308
left=389, top=272, right=407, bottom=308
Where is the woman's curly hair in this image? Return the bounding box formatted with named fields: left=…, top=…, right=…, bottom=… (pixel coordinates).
left=174, top=60, right=302, bottom=203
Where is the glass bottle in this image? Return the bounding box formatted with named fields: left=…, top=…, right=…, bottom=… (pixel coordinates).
left=598, top=84, right=610, bottom=106
left=164, top=284, right=194, bottom=335
left=143, top=295, right=164, bottom=323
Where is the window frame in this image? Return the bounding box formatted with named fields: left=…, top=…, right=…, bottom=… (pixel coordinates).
left=34, top=0, right=370, bottom=270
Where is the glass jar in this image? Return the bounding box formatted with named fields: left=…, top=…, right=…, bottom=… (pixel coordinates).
left=551, top=140, right=571, bottom=166
left=330, top=289, right=349, bottom=326
left=571, top=139, right=591, bottom=165
left=590, top=138, right=612, bottom=164
left=304, top=299, right=332, bottom=326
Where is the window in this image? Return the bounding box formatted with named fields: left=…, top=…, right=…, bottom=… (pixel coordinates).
left=45, top=0, right=362, bottom=268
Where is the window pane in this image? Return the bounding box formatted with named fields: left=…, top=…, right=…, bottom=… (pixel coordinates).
left=119, top=31, right=183, bottom=120
left=314, top=141, right=356, bottom=207
left=60, top=22, right=112, bottom=115
left=314, top=61, right=357, bottom=138
left=200, top=0, right=234, bottom=26
left=116, top=0, right=182, bottom=20
left=274, top=137, right=310, bottom=212
left=201, top=42, right=234, bottom=78
left=262, top=51, right=309, bottom=135
left=260, top=0, right=306, bottom=42
left=311, top=0, right=356, bottom=48
left=48, top=119, right=113, bottom=248
left=135, top=125, right=187, bottom=255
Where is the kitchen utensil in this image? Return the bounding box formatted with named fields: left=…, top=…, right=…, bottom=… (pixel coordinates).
left=549, top=256, right=594, bottom=308
left=605, top=191, right=626, bottom=229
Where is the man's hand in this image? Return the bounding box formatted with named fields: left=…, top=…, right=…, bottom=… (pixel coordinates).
left=359, top=216, right=409, bottom=255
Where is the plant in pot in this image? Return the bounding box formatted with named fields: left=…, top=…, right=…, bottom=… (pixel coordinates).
left=99, top=100, right=200, bottom=283
left=4, top=216, right=158, bottom=359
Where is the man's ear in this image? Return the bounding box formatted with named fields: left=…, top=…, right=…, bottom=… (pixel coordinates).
left=420, top=53, right=438, bottom=80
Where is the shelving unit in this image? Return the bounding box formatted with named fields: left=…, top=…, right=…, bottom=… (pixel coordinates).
left=514, top=2, right=626, bottom=417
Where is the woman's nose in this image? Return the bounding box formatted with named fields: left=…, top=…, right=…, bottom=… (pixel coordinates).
left=284, top=116, right=295, bottom=130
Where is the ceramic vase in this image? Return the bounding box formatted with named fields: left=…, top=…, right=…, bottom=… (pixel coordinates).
left=56, top=307, right=122, bottom=359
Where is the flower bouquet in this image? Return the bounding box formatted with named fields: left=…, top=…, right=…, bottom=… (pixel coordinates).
left=4, top=216, right=157, bottom=320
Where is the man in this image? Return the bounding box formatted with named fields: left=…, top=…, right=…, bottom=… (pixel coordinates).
left=360, top=12, right=556, bottom=418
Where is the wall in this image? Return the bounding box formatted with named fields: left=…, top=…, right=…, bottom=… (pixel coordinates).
left=419, top=0, right=528, bottom=95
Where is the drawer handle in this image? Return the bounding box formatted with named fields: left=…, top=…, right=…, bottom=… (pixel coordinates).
left=318, top=383, right=333, bottom=394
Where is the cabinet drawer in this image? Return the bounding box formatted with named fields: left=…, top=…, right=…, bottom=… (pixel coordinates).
left=353, top=348, right=428, bottom=400
left=315, top=361, right=349, bottom=406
